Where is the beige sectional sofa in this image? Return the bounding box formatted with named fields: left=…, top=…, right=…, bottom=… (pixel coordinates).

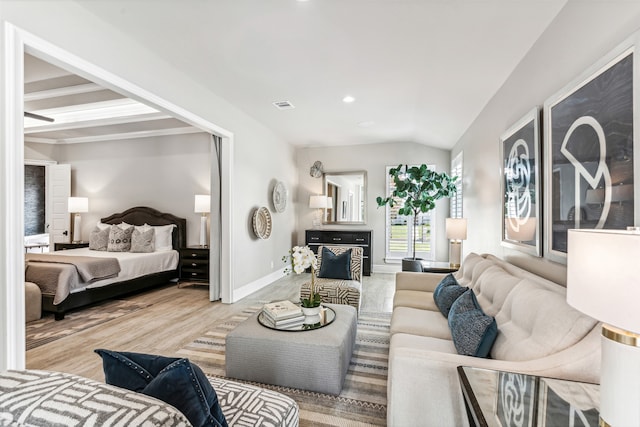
left=388, top=252, right=601, bottom=427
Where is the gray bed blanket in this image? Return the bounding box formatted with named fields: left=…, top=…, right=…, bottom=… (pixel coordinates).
left=25, top=254, right=121, bottom=305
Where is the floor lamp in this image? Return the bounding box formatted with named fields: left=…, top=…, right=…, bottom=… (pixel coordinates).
left=446, top=218, right=467, bottom=268
left=567, top=228, right=640, bottom=426
left=194, top=194, right=210, bottom=248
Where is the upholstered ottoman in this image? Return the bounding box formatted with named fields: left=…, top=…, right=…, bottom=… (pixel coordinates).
left=25, top=281, right=42, bottom=322
left=226, top=303, right=357, bottom=395
left=300, top=278, right=362, bottom=312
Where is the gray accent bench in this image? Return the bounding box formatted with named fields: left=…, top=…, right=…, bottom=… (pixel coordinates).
left=226, top=303, right=357, bottom=395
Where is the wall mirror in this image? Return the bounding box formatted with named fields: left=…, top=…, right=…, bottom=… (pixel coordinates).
left=323, top=170, right=367, bottom=224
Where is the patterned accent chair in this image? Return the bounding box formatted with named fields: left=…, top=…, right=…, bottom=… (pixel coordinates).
left=300, top=245, right=363, bottom=312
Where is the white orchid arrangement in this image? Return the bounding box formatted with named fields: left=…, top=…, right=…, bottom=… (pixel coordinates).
left=283, top=245, right=321, bottom=308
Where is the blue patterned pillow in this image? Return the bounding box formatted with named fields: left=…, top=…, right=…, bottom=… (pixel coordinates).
left=447, top=290, right=498, bottom=358
left=318, top=247, right=352, bottom=280
left=433, top=274, right=467, bottom=317
left=95, top=349, right=227, bottom=427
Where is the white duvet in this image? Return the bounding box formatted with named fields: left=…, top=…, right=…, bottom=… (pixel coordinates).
left=46, top=247, right=179, bottom=294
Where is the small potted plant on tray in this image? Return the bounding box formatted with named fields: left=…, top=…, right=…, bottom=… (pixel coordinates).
left=283, top=245, right=322, bottom=315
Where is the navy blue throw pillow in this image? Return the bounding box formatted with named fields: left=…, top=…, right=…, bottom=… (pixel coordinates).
left=318, top=247, right=352, bottom=280
left=95, top=349, right=227, bottom=427
left=447, top=289, right=498, bottom=358
left=433, top=274, right=467, bottom=317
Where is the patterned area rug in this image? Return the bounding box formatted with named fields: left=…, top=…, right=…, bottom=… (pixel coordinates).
left=26, top=299, right=150, bottom=351
left=178, top=307, right=391, bottom=427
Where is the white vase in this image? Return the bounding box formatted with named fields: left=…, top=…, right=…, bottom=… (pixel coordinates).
left=303, top=314, right=322, bottom=325
left=301, top=306, right=321, bottom=316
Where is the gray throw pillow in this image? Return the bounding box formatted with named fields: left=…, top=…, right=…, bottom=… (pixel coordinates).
left=448, top=289, right=498, bottom=358
left=433, top=274, right=467, bottom=317
left=318, top=247, right=352, bottom=280
left=130, top=228, right=155, bottom=253
left=89, top=227, right=109, bottom=251
left=107, top=225, right=133, bottom=252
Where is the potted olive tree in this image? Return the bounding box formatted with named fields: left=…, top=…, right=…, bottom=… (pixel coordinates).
left=377, top=164, right=457, bottom=271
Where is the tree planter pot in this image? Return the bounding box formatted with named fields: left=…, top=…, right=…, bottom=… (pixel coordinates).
left=301, top=306, right=322, bottom=316
left=402, top=258, right=424, bottom=272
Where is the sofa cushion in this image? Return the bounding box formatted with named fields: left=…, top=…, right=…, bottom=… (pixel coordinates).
left=393, top=290, right=438, bottom=311
left=448, top=289, right=497, bottom=358
left=95, top=349, right=227, bottom=427
left=433, top=274, right=467, bottom=317
left=492, top=280, right=598, bottom=361
left=390, top=306, right=451, bottom=339
left=318, top=246, right=352, bottom=280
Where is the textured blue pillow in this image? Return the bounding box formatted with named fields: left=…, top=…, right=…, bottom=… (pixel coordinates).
left=447, top=290, right=498, bottom=358
left=318, top=247, right=352, bottom=280
left=95, top=349, right=227, bottom=427
left=433, top=274, right=467, bottom=317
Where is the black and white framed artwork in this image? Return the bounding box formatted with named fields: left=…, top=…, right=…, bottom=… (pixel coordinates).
left=544, top=35, right=639, bottom=263
left=500, top=108, right=542, bottom=256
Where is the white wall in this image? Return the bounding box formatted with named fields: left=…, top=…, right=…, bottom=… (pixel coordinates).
left=296, top=142, right=451, bottom=266
left=27, top=133, right=213, bottom=247
left=452, top=1, right=640, bottom=285
left=1, top=0, right=299, bottom=369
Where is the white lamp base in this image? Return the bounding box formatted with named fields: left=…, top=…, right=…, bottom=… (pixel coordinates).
left=599, top=325, right=640, bottom=426
left=449, top=240, right=462, bottom=268
left=199, top=214, right=208, bottom=248
left=72, top=214, right=82, bottom=243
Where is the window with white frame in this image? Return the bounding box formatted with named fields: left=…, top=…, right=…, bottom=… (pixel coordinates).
left=384, top=165, right=436, bottom=261
left=450, top=152, right=463, bottom=218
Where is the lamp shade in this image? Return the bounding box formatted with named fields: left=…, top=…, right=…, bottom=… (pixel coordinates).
left=446, top=218, right=467, bottom=240
left=567, top=228, right=640, bottom=334
left=68, top=197, right=88, bottom=213
left=194, top=195, right=210, bottom=213
left=309, top=195, right=327, bottom=209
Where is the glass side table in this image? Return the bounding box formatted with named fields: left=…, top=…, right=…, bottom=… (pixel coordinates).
left=421, top=261, right=459, bottom=273
left=457, top=366, right=599, bottom=427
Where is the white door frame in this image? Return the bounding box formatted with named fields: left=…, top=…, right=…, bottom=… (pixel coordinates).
left=1, top=22, right=235, bottom=370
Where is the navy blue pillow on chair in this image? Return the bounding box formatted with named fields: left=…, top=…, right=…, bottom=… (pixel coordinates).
left=433, top=274, right=467, bottom=317
left=447, top=289, right=498, bottom=358
left=94, top=349, right=227, bottom=427
left=318, top=247, right=352, bottom=280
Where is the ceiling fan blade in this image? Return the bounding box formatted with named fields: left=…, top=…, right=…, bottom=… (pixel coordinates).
left=24, top=111, right=54, bottom=122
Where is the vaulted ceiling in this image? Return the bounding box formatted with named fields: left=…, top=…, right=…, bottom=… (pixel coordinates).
left=30, top=1, right=568, bottom=149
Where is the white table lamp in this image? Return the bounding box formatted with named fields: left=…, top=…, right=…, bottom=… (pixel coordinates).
left=325, top=197, right=333, bottom=221
left=194, top=194, right=210, bottom=247
left=68, top=197, right=88, bottom=243
left=446, top=218, right=467, bottom=268
left=567, top=228, right=640, bottom=426
left=309, top=195, right=327, bottom=229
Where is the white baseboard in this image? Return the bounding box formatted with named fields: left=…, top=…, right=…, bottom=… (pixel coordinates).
left=231, top=266, right=287, bottom=303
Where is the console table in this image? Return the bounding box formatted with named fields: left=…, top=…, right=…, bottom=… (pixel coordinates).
left=457, top=366, right=599, bottom=427
left=305, top=229, right=372, bottom=275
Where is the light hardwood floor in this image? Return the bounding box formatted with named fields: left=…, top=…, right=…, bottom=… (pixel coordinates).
left=26, top=272, right=396, bottom=382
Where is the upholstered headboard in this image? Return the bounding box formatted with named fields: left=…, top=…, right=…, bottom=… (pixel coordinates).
left=100, top=206, right=187, bottom=250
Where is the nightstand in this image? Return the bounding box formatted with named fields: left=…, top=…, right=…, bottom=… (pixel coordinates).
left=179, top=246, right=210, bottom=287
left=54, top=242, right=89, bottom=251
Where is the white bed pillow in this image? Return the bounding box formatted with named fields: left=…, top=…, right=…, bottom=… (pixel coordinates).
left=96, top=222, right=111, bottom=231
left=152, top=224, right=176, bottom=251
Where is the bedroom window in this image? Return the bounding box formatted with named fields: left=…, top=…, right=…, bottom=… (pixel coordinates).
left=450, top=152, right=463, bottom=218
left=384, top=165, right=436, bottom=262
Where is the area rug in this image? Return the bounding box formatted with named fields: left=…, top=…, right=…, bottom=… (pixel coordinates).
left=178, top=307, right=391, bottom=426
left=26, top=299, right=150, bottom=351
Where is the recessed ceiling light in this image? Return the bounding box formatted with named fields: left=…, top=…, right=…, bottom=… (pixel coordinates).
left=342, top=95, right=355, bottom=103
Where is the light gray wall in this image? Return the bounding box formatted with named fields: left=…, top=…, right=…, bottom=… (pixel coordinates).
left=296, top=142, right=451, bottom=266
left=2, top=0, right=298, bottom=291
left=452, top=1, right=640, bottom=285
left=27, top=133, right=212, bottom=247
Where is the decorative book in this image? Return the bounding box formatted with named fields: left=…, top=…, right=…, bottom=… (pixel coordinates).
left=262, top=300, right=303, bottom=320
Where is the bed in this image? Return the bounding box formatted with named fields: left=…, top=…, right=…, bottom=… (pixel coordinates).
left=25, top=206, right=186, bottom=320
